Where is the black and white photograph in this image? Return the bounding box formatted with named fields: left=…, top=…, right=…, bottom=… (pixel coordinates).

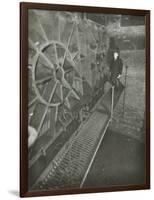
left=20, top=3, right=150, bottom=196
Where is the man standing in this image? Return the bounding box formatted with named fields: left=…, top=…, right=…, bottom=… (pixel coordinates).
left=110, top=50, right=123, bottom=88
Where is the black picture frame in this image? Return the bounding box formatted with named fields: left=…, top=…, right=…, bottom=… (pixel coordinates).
left=20, top=2, right=150, bottom=197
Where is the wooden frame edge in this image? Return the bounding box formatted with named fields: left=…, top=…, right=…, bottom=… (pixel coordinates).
left=20, top=2, right=150, bottom=197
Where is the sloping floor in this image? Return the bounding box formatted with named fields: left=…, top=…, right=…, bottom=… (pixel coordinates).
left=83, top=129, right=145, bottom=188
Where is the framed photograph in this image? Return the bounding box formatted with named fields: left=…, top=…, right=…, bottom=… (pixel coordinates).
left=20, top=2, right=150, bottom=197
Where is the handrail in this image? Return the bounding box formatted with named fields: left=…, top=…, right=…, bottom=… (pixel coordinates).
left=80, top=83, right=115, bottom=188
left=110, top=85, right=115, bottom=121
left=122, top=65, right=128, bottom=117
left=80, top=78, right=125, bottom=187
left=80, top=117, right=111, bottom=188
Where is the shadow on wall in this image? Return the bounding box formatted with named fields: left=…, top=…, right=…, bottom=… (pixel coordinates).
left=8, top=190, right=19, bottom=197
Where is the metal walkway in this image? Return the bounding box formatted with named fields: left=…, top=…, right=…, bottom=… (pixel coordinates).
left=31, top=83, right=124, bottom=190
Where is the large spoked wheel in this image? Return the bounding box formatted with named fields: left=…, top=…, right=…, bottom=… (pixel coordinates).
left=29, top=38, right=81, bottom=136
left=31, top=40, right=80, bottom=107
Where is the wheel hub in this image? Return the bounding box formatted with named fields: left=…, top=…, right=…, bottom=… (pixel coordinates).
left=55, top=67, right=64, bottom=82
